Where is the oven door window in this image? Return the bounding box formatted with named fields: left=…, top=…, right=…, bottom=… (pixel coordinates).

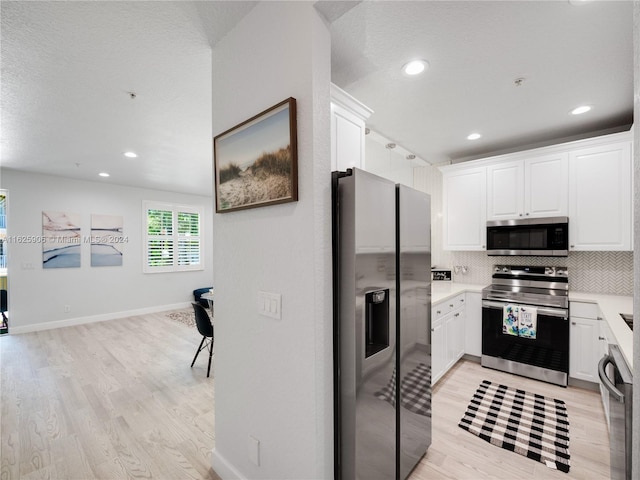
left=482, top=304, right=569, bottom=373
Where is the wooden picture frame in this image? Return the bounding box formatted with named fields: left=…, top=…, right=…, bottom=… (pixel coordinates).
left=214, top=97, right=298, bottom=213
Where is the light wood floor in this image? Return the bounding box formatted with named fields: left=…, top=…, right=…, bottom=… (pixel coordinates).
left=0, top=310, right=221, bottom=480
left=2, top=312, right=610, bottom=480
left=411, top=360, right=610, bottom=480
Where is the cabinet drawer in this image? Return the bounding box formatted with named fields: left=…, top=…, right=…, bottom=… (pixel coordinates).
left=433, top=294, right=465, bottom=320
left=570, top=301, right=599, bottom=320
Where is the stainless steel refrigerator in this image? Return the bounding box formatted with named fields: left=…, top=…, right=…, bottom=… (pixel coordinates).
left=332, top=168, right=431, bottom=480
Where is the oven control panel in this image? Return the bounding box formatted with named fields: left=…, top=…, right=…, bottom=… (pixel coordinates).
left=493, top=265, right=567, bottom=278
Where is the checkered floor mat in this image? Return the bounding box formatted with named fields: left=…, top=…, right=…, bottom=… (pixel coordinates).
left=375, top=362, right=431, bottom=417
left=459, top=380, right=570, bottom=473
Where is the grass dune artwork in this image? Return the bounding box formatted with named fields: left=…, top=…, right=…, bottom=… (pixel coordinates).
left=214, top=98, right=298, bottom=213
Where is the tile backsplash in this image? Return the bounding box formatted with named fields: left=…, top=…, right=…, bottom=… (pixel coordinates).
left=449, top=251, right=633, bottom=296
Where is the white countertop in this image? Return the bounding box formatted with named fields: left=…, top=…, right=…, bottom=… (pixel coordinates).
left=432, top=282, right=484, bottom=304
left=569, top=291, right=633, bottom=371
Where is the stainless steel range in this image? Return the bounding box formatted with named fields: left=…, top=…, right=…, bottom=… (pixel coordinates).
left=481, top=265, right=569, bottom=386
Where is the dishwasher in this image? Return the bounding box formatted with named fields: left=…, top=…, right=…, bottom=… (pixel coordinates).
left=598, top=344, right=633, bottom=480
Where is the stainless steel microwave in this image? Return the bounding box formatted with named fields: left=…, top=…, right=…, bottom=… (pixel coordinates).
left=486, top=216, right=569, bottom=256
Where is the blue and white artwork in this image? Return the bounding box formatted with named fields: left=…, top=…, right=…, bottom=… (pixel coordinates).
left=91, top=214, right=123, bottom=267
left=42, top=211, right=81, bottom=268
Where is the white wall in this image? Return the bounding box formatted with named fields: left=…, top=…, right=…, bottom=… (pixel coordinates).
left=632, top=1, right=639, bottom=476
left=1, top=169, right=214, bottom=333
left=210, top=3, right=332, bottom=480
left=413, top=163, right=452, bottom=269
left=365, top=135, right=414, bottom=187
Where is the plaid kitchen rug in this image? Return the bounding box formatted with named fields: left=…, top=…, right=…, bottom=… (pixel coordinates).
left=375, top=362, right=431, bottom=417
left=458, top=379, right=570, bottom=473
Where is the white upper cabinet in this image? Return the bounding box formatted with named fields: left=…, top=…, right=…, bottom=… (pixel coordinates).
left=525, top=153, right=569, bottom=218
left=487, top=153, right=568, bottom=220
left=569, top=140, right=632, bottom=251
left=330, top=83, right=373, bottom=172
left=487, top=160, right=524, bottom=220
left=441, top=130, right=632, bottom=252
left=442, top=166, right=487, bottom=250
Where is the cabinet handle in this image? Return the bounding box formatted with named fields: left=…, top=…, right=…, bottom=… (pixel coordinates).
left=597, top=317, right=603, bottom=320
left=570, top=245, right=575, bottom=248
left=519, top=213, right=523, bottom=217
left=571, top=322, right=576, bottom=325
left=431, top=328, right=435, bottom=332
left=454, top=313, right=459, bottom=317
left=525, top=213, right=529, bottom=216
left=449, top=304, right=454, bottom=308
left=599, top=336, right=605, bottom=341
left=482, top=245, right=486, bottom=249
left=437, top=310, right=441, bottom=315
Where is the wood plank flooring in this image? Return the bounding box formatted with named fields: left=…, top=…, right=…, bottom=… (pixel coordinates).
left=411, top=360, right=610, bottom=480
left=1, top=311, right=220, bottom=480
left=2, top=311, right=610, bottom=479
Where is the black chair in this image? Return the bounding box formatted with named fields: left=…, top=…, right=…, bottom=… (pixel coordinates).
left=193, top=287, right=213, bottom=309
left=191, top=302, right=214, bottom=377
left=0, top=289, right=7, bottom=331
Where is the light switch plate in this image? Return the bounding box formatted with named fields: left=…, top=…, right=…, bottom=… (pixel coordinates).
left=258, top=291, right=281, bottom=319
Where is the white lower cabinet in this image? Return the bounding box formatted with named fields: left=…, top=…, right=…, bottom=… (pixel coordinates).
left=569, top=302, right=601, bottom=383
left=431, top=317, right=446, bottom=383
left=432, top=293, right=467, bottom=385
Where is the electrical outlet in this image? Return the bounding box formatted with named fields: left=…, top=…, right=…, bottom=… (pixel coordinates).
left=258, top=291, right=281, bottom=320
left=63, top=305, right=71, bottom=313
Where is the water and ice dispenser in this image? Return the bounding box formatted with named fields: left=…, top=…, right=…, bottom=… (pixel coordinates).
left=365, top=289, right=390, bottom=358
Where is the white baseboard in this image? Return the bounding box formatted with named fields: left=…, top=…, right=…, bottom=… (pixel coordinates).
left=9, top=302, right=191, bottom=334
left=211, top=448, right=246, bottom=480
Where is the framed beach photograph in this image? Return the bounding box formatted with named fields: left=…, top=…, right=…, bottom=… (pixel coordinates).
left=214, top=97, right=298, bottom=213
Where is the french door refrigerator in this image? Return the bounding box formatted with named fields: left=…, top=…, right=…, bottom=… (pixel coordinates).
left=332, top=168, right=432, bottom=480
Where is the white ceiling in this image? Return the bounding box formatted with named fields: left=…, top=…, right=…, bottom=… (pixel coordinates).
left=1, top=1, right=634, bottom=197
left=1, top=1, right=257, bottom=197
left=330, top=0, right=633, bottom=164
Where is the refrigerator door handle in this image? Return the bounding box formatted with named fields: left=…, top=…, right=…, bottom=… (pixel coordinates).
left=598, top=354, right=624, bottom=402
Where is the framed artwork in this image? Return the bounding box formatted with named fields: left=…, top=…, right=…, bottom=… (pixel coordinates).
left=214, top=97, right=298, bottom=213
left=42, top=211, right=81, bottom=268
left=91, top=214, right=124, bottom=266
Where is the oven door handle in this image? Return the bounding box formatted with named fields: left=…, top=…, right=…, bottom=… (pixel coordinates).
left=597, top=354, right=624, bottom=403
left=482, top=300, right=568, bottom=319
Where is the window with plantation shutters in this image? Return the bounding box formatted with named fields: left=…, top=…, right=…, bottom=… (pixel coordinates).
left=143, top=202, right=203, bottom=273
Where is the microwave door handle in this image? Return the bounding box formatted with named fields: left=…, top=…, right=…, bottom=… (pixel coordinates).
left=598, top=354, right=624, bottom=403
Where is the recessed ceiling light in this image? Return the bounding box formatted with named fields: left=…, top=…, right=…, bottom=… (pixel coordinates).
left=402, top=60, right=428, bottom=76
left=99, top=172, right=110, bottom=177
left=124, top=151, right=138, bottom=158
left=467, top=133, right=482, bottom=140
left=571, top=105, right=592, bottom=115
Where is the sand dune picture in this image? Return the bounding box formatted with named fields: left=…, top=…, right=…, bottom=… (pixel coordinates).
left=214, top=98, right=297, bottom=213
